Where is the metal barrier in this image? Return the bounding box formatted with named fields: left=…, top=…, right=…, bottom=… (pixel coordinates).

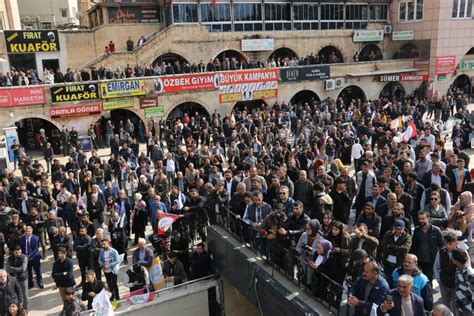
left=217, top=209, right=345, bottom=315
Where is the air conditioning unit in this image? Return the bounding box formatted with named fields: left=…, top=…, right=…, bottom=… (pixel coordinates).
left=384, top=25, right=393, bottom=34
left=325, top=79, right=335, bottom=91
left=335, top=78, right=345, bottom=88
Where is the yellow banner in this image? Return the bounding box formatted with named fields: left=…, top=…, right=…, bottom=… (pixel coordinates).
left=100, top=79, right=146, bottom=99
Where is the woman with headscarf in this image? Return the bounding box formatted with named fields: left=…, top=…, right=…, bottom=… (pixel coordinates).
left=451, top=191, right=474, bottom=223
left=296, top=219, right=322, bottom=285
left=109, top=211, right=128, bottom=264
left=309, top=239, right=332, bottom=297
left=326, top=220, right=351, bottom=269
left=132, top=193, right=148, bottom=245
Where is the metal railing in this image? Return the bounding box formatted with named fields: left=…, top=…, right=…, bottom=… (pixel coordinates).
left=79, top=274, right=219, bottom=315
left=216, top=208, right=346, bottom=315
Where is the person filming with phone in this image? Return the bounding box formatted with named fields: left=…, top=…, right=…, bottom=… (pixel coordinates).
left=379, top=274, right=425, bottom=315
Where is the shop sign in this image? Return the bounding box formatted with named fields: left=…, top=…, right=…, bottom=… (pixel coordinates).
left=50, top=83, right=99, bottom=103
left=413, top=59, right=430, bottom=70
left=353, top=30, right=384, bottom=42
left=100, top=79, right=145, bottom=99
left=139, top=96, right=158, bottom=109
left=457, top=60, right=474, bottom=71
left=392, top=30, right=414, bottom=41
left=241, top=39, right=274, bottom=51
left=102, top=98, right=134, bottom=111
left=435, top=56, right=456, bottom=75
left=0, top=87, right=45, bottom=107
left=4, top=30, right=60, bottom=53
left=154, top=73, right=219, bottom=93
left=219, top=69, right=279, bottom=103
left=51, top=103, right=101, bottom=119
left=280, top=65, right=330, bottom=82
left=379, top=74, right=429, bottom=82
left=108, top=6, right=160, bottom=24
left=144, top=106, right=165, bottom=118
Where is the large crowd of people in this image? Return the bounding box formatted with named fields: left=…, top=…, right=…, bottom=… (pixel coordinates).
left=0, top=89, right=474, bottom=316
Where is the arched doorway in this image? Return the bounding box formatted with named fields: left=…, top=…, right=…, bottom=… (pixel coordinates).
left=167, top=102, right=210, bottom=121
left=153, top=53, right=189, bottom=67
left=268, top=47, right=298, bottom=64
left=394, top=43, right=420, bottom=59
left=379, top=82, right=406, bottom=100
left=232, top=100, right=268, bottom=123
left=290, top=90, right=321, bottom=106
left=14, top=118, right=61, bottom=153
left=338, top=85, right=366, bottom=105
left=96, top=109, right=146, bottom=143
left=452, top=74, right=471, bottom=95
left=318, top=46, right=344, bottom=64
left=215, top=50, right=248, bottom=65
left=359, top=44, right=383, bottom=61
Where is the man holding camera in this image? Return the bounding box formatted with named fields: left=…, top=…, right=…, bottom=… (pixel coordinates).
left=379, top=274, right=425, bottom=315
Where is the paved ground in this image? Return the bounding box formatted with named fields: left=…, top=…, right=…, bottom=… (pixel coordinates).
left=24, top=104, right=474, bottom=315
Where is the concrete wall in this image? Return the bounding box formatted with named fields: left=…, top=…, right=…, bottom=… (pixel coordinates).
left=0, top=0, right=21, bottom=30
left=17, top=0, right=78, bottom=26
left=87, top=24, right=425, bottom=70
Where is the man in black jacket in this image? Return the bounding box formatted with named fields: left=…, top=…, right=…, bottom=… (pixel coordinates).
left=52, top=248, right=76, bottom=304
left=190, top=243, right=213, bottom=280
left=81, top=270, right=104, bottom=310
left=0, top=269, right=22, bottom=314
left=74, top=226, right=92, bottom=287
left=329, top=177, right=352, bottom=223
left=163, top=252, right=187, bottom=286
left=5, top=246, right=28, bottom=311
left=410, top=211, right=445, bottom=282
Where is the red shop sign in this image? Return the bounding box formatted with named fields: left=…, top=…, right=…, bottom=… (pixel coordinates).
left=154, top=73, right=219, bottom=93
left=0, top=87, right=45, bottom=107
left=413, top=59, right=429, bottom=70
left=435, top=56, right=456, bottom=75
left=51, top=103, right=101, bottom=119
left=400, top=74, right=429, bottom=81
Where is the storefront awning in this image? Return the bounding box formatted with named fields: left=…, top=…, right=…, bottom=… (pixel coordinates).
left=346, top=68, right=421, bottom=77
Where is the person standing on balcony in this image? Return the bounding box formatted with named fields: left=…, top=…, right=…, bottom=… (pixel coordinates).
left=126, top=36, right=134, bottom=51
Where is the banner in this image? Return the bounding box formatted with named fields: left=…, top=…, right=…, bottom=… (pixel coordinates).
left=144, top=106, right=164, bottom=118
left=124, top=289, right=156, bottom=304
left=379, top=74, right=429, bottom=82
left=108, top=6, right=160, bottom=23
left=457, top=60, right=474, bottom=71
left=149, top=256, right=165, bottom=290
left=157, top=213, right=181, bottom=235
left=100, top=79, right=145, bottom=99
left=413, top=59, right=429, bottom=70
left=102, top=98, right=134, bottom=111
left=139, top=96, right=158, bottom=108
left=0, top=87, right=45, bottom=107
left=92, top=289, right=114, bottom=316
left=51, top=103, right=101, bottom=119
left=392, top=30, right=414, bottom=41
left=4, top=30, right=60, bottom=53
left=50, top=83, right=99, bottom=103
left=353, top=30, right=384, bottom=42
left=219, top=69, right=279, bottom=103
left=280, top=65, right=330, bottom=82
left=154, top=73, right=219, bottom=93
left=241, top=39, right=274, bottom=51
left=436, top=56, right=456, bottom=74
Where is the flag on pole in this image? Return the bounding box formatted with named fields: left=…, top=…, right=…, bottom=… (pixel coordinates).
left=390, top=117, right=402, bottom=130
left=401, top=120, right=417, bottom=142
left=157, top=212, right=180, bottom=235
left=92, top=289, right=114, bottom=316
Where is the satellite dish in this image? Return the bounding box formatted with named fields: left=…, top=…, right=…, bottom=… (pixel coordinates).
left=75, top=11, right=85, bottom=20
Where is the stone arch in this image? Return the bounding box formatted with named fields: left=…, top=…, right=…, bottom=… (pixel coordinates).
left=290, top=90, right=321, bottom=105
left=268, top=47, right=299, bottom=62
left=379, top=82, right=406, bottom=100
left=164, top=100, right=212, bottom=121
left=451, top=74, right=471, bottom=95
left=152, top=52, right=190, bottom=67
left=359, top=44, right=384, bottom=61
left=5, top=113, right=63, bottom=130
left=394, top=42, right=420, bottom=59
left=337, top=85, right=366, bottom=105
left=214, top=49, right=248, bottom=64
left=317, top=45, right=344, bottom=63
left=96, top=107, right=148, bottom=137
left=232, top=99, right=269, bottom=113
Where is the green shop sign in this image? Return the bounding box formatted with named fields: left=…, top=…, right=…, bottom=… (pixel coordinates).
left=457, top=60, right=474, bottom=71
left=144, top=106, right=164, bottom=117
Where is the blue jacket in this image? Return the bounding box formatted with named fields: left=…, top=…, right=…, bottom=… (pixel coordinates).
left=392, top=267, right=433, bottom=311
left=98, top=247, right=120, bottom=275
left=19, top=235, right=41, bottom=260
left=378, top=288, right=425, bottom=316
left=351, top=274, right=390, bottom=315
